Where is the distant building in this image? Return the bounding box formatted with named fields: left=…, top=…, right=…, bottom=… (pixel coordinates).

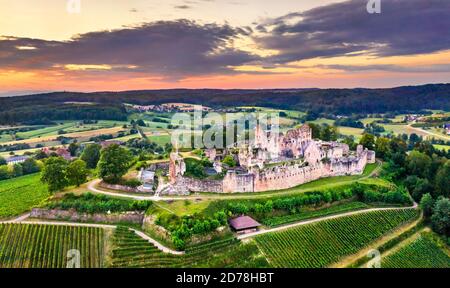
left=6, top=155, right=29, bottom=165
left=41, top=147, right=75, bottom=161
left=229, top=216, right=261, bottom=234
left=444, top=124, right=450, bottom=135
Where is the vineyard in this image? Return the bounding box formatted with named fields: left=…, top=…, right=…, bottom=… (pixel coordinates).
left=0, top=224, right=106, bottom=268
left=108, top=226, right=269, bottom=268
left=0, top=174, right=49, bottom=218
left=255, top=209, right=419, bottom=268
left=382, top=233, right=450, bottom=268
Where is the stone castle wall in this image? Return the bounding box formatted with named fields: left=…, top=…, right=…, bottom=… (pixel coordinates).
left=175, top=176, right=224, bottom=193
left=172, top=149, right=374, bottom=193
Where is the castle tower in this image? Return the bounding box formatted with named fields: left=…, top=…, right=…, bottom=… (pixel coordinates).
left=169, top=152, right=186, bottom=184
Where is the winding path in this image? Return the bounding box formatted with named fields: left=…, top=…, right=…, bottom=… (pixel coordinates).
left=86, top=160, right=383, bottom=201
left=238, top=202, right=418, bottom=240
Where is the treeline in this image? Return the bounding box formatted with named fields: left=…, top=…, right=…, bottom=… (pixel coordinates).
left=0, top=158, right=41, bottom=180
left=360, top=132, right=450, bottom=240
left=0, top=103, right=127, bottom=124
left=0, top=84, right=449, bottom=119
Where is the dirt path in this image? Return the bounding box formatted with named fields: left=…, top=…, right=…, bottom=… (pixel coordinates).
left=86, top=161, right=383, bottom=201
left=238, top=202, right=418, bottom=240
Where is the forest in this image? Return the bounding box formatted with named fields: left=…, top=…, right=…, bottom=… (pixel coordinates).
left=0, top=84, right=449, bottom=124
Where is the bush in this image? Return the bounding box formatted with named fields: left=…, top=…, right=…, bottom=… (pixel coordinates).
left=122, top=179, right=142, bottom=188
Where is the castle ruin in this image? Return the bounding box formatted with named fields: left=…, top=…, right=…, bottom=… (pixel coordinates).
left=166, top=124, right=375, bottom=194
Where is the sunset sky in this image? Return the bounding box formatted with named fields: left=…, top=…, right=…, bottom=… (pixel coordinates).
left=1, top=0, right=449, bottom=95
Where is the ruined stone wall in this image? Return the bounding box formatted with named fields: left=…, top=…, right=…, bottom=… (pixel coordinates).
left=30, top=208, right=145, bottom=224
left=253, top=164, right=324, bottom=192
left=176, top=176, right=224, bottom=193
left=223, top=172, right=254, bottom=193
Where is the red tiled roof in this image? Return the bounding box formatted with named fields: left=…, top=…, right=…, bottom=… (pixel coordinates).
left=229, top=216, right=261, bottom=230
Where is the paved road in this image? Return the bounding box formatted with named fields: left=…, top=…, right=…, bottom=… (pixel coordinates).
left=238, top=202, right=418, bottom=240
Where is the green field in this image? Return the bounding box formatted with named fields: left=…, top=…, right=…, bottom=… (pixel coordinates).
left=0, top=224, right=106, bottom=268
left=382, top=232, right=450, bottom=268
left=108, top=226, right=268, bottom=268
left=0, top=174, right=50, bottom=218
left=255, top=209, right=419, bottom=268
left=14, top=120, right=125, bottom=140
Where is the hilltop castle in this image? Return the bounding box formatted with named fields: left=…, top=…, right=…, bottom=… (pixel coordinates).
left=166, top=124, right=375, bottom=194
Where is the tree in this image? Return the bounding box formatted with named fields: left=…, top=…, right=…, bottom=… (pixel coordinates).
left=40, top=157, right=69, bottom=192
left=0, top=165, right=9, bottom=180
left=419, top=193, right=435, bottom=218
left=81, top=143, right=102, bottom=169
left=22, top=158, right=40, bottom=174
left=222, top=155, right=237, bottom=167
left=308, top=123, right=321, bottom=139
left=435, top=161, right=450, bottom=198
left=0, top=157, right=6, bottom=166
left=431, top=197, right=450, bottom=236
left=11, top=164, right=23, bottom=177
left=66, top=159, right=88, bottom=187
left=360, top=133, right=375, bottom=150
left=407, top=151, right=431, bottom=179
left=320, top=124, right=338, bottom=141
left=375, top=137, right=390, bottom=159
left=98, top=144, right=132, bottom=183
left=68, top=142, right=79, bottom=157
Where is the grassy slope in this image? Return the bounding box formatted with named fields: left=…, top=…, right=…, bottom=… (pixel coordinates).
left=0, top=224, right=106, bottom=268
left=0, top=174, right=50, bottom=218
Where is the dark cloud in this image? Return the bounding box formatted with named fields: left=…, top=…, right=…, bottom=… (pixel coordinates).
left=0, top=20, right=259, bottom=79
left=257, top=0, right=450, bottom=63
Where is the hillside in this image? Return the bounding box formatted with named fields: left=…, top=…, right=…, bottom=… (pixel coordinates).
left=0, top=84, right=449, bottom=124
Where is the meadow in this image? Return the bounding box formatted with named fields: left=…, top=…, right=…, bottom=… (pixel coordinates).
left=255, top=209, right=419, bottom=268
left=0, top=224, right=106, bottom=268
left=0, top=174, right=50, bottom=218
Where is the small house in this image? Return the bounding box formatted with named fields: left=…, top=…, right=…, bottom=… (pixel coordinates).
left=229, top=216, right=261, bottom=234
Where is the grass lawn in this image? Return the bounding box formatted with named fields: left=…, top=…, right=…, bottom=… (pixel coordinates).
left=155, top=199, right=212, bottom=216
left=337, top=126, right=364, bottom=139
left=147, top=134, right=171, bottom=146
left=0, top=173, right=50, bottom=218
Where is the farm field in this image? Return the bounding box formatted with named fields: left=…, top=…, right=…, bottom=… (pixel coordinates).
left=255, top=209, right=419, bottom=268
left=261, top=201, right=371, bottom=227
left=0, top=224, right=106, bottom=268
left=382, top=232, right=450, bottom=268
left=337, top=126, right=364, bottom=139
left=0, top=174, right=50, bottom=218
left=108, top=226, right=268, bottom=268
left=1, top=126, right=126, bottom=146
